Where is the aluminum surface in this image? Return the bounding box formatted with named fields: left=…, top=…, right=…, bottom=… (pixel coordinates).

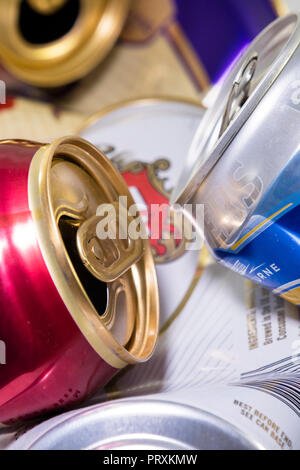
left=173, top=14, right=300, bottom=209
left=8, top=399, right=259, bottom=450
left=0, top=137, right=158, bottom=424
left=171, top=14, right=300, bottom=304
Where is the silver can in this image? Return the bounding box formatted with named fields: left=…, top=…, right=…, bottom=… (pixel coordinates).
left=173, top=14, right=300, bottom=306
left=7, top=397, right=260, bottom=450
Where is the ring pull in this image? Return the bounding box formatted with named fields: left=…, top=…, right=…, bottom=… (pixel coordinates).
left=76, top=203, right=145, bottom=283
left=220, top=52, right=258, bottom=137
left=54, top=196, right=89, bottom=222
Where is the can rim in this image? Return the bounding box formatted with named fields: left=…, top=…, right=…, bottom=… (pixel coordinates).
left=7, top=398, right=263, bottom=450
left=28, top=136, right=159, bottom=368
left=77, top=96, right=208, bottom=335
left=0, top=0, right=131, bottom=87
left=77, top=95, right=206, bottom=134
left=270, top=0, right=290, bottom=17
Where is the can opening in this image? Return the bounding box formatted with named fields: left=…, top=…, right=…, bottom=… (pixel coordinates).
left=29, top=137, right=159, bottom=368
left=168, top=13, right=300, bottom=256
left=0, top=0, right=130, bottom=87
left=19, top=0, right=80, bottom=44
left=58, top=216, right=108, bottom=318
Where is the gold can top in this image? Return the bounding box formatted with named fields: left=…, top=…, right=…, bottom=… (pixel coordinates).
left=28, top=136, right=159, bottom=369
left=27, top=0, right=68, bottom=15
left=0, top=0, right=130, bottom=87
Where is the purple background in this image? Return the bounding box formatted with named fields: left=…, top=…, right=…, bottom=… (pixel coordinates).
left=175, top=0, right=277, bottom=82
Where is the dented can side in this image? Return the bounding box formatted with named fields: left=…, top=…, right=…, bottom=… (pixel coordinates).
left=0, top=137, right=159, bottom=425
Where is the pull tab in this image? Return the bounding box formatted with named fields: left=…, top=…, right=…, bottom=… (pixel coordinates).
left=219, top=52, right=258, bottom=137
left=76, top=203, right=145, bottom=283
left=27, top=0, right=67, bottom=15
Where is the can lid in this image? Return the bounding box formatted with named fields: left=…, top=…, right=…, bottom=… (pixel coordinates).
left=172, top=14, right=300, bottom=208
left=28, top=137, right=159, bottom=369
left=7, top=399, right=261, bottom=450
left=27, top=1, right=68, bottom=15
left=0, top=0, right=130, bottom=87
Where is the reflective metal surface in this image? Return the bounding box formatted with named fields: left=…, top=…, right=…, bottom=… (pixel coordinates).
left=219, top=53, right=258, bottom=137
left=27, top=0, right=68, bottom=15
left=0, top=137, right=158, bottom=424
left=173, top=14, right=299, bottom=209
left=172, top=14, right=300, bottom=304
left=0, top=0, right=130, bottom=87
left=8, top=399, right=260, bottom=450
left=79, top=97, right=206, bottom=330
left=0, top=139, right=116, bottom=425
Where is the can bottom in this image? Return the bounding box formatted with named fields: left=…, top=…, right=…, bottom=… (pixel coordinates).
left=8, top=398, right=260, bottom=450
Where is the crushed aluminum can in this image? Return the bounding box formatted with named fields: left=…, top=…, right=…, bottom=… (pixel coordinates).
left=173, top=14, right=300, bottom=306
left=0, top=136, right=159, bottom=425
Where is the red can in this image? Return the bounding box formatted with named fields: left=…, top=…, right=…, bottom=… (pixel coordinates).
left=0, top=137, right=159, bottom=425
